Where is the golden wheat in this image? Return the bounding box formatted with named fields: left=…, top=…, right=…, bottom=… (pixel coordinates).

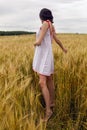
left=0, top=34, right=87, bottom=130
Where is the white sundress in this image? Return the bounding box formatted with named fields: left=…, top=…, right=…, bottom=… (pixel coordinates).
left=32, top=23, right=54, bottom=76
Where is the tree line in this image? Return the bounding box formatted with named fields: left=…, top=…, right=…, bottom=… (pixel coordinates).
left=0, top=31, right=36, bottom=36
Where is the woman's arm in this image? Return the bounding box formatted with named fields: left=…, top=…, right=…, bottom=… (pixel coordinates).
left=34, top=22, right=48, bottom=46
left=53, top=26, right=67, bottom=53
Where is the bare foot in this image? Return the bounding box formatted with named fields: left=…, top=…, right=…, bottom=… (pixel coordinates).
left=42, top=110, right=53, bottom=122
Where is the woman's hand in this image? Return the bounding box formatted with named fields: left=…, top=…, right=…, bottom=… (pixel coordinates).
left=34, top=42, right=40, bottom=46
left=63, top=48, right=67, bottom=53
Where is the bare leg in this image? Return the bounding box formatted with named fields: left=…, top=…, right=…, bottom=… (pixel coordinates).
left=39, top=74, right=53, bottom=121
left=47, top=75, right=55, bottom=107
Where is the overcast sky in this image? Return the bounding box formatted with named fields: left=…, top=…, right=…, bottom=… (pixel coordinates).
left=0, top=0, right=87, bottom=33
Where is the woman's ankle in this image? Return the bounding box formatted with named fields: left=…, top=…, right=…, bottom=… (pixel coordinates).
left=46, top=107, right=52, bottom=113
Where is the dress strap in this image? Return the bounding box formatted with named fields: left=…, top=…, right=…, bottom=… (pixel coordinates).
left=46, top=20, right=53, bottom=37
left=46, top=20, right=50, bottom=28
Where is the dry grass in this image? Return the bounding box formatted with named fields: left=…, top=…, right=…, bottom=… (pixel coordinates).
left=0, top=34, right=87, bottom=130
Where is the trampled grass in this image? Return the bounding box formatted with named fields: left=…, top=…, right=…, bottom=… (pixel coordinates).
left=0, top=34, right=87, bottom=130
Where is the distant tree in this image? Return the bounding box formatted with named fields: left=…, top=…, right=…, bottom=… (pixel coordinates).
left=0, top=31, right=36, bottom=36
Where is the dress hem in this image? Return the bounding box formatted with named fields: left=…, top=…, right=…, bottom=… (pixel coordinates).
left=33, top=68, right=54, bottom=76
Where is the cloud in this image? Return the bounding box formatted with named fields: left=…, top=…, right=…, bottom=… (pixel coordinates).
left=34, top=0, right=82, bottom=4
left=0, top=0, right=87, bottom=33
left=56, top=18, right=87, bottom=33
left=55, top=0, right=82, bottom=3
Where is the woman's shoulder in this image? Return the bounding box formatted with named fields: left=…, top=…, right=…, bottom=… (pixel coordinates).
left=41, top=21, right=49, bottom=29
left=40, top=21, right=56, bottom=36
left=40, top=21, right=50, bottom=32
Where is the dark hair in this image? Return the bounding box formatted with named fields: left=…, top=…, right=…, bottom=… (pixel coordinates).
left=39, top=8, right=54, bottom=23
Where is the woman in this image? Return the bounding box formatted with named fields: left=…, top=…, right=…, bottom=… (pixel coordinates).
left=33, top=8, right=67, bottom=122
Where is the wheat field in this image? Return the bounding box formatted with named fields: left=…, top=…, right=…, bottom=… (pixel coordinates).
left=0, top=34, right=87, bottom=130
